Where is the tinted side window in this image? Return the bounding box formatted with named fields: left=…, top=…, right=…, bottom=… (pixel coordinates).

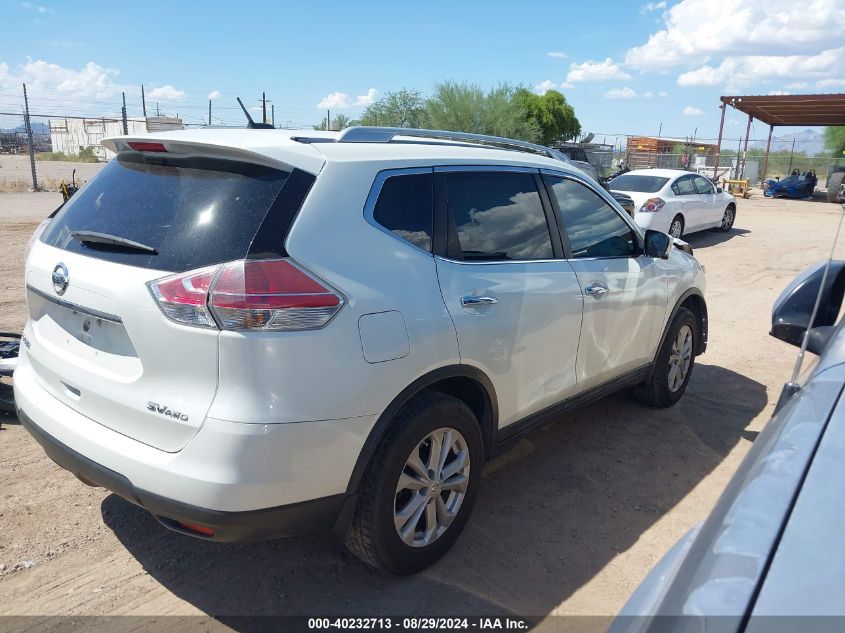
left=546, top=176, right=638, bottom=258
left=674, top=175, right=696, bottom=195
left=693, top=176, right=714, bottom=194
left=372, top=172, right=433, bottom=252
left=444, top=171, right=554, bottom=261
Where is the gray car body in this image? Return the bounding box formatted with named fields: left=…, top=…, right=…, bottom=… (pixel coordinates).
left=613, top=273, right=845, bottom=630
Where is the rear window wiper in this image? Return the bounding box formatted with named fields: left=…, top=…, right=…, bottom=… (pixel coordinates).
left=71, top=230, right=158, bottom=254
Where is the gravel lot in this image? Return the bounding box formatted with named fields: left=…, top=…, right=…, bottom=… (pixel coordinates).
left=0, top=190, right=842, bottom=626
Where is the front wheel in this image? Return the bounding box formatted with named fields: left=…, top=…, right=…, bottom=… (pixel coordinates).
left=636, top=307, right=697, bottom=408
left=345, top=392, right=483, bottom=574
left=717, top=205, right=735, bottom=232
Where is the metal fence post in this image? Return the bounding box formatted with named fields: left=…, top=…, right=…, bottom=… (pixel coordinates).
left=121, top=92, right=129, bottom=135
left=22, top=83, right=38, bottom=191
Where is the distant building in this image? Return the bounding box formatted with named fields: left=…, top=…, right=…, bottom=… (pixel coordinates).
left=626, top=136, right=719, bottom=170
left=49, top=116, right=183, bottom=160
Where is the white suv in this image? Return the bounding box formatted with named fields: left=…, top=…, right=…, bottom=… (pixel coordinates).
left=15, top=127, right=707, bottom=574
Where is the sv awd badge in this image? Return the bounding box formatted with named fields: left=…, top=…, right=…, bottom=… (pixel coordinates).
left=146, top=401, right=189, bottom=422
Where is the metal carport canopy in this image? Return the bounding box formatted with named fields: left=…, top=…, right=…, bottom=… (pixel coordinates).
left=713, top=93, right=845, bottom=180
left=721, top=93, right=845, bottom=126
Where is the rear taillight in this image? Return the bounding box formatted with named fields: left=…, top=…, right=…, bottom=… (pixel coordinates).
left=148, top=259, right=343, bottom=331
left=148, top=266, right=218, bottom=328
left=639, top=197, right=666, bottom=213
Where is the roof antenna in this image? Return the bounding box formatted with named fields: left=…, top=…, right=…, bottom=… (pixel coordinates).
left=236, top=96, right=273, bottom=129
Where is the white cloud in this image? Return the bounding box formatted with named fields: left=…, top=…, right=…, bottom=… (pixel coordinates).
left=21, top=2, right=54, bottom=13
left=626, top=0, right=845, bottom=71
left=817, top=78, right=845, bottom=88
left=147, top=84, right=186, bottom=101
left=605, top=87, right=637, bottom=99
left=566, top=58, right=631, bottom=82
left=560, top=82, right=574, bottom=89
left=355, top=88, right=378, bottom=106
left=317, top=88, right=378, bottom=110
left=0, top=59, right=126, bottom=104
left=534, top=80, right=557, bottom=94
left=207, top=89, right=221, bottom=100
left=640, top=1, right=666, bottom=12
left=546, top=52, right=567, bottom=59
left=659, top=91, right=669, bottom=97
left=643, top=91, right=655, bottom=98
left=768, top=90, right=791, bottom=95
left=676, top=48, right=845, bottom=89
left=683, top=106, right=704, bottom=116
left=785, top=81, right=809, bottom=89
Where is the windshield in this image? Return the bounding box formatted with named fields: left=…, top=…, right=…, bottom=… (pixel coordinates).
left=41, top=154, right=296, bottom=272
left=609, top=174, right=670, bottom=193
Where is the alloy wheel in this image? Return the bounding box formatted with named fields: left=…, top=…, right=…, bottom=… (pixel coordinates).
left=667, top=324, right=693, bottom=393
left=721, top=207, right=735, bottom=230
left=393, top=427, right=470, bottom=548
left=670, top=219, right=683, bottom=238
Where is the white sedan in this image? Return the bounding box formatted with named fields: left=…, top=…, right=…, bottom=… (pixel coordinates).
left=608, top=168, right=736, bottom=238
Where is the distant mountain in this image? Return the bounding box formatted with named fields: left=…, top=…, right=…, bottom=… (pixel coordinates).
left=0, top=121, right=50, bottom=135
left=752, top=129, right=825, bottom=156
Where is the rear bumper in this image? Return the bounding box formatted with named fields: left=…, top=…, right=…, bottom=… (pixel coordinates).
left=19, top=408, right=344, bottom=541
left=13, top=352, right=376, bottom=541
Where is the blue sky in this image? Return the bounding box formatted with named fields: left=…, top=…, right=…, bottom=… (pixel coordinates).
left=2, top=0, right=843, bottom=148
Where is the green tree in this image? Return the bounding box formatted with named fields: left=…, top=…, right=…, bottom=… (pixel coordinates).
left=425, top=81, right=541, bottom=142
left=360, top=89, right=428, bottom=128
left=313, top=113, right=358, bottom=131
left=513, top=88, right=580, bottom=145
left=825, top=127, right=845, bottom=155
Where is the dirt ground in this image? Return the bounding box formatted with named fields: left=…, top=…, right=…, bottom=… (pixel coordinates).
left=0, top=190, right=842, bottom=626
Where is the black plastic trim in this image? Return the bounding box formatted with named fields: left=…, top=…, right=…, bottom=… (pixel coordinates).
left=660, top=288, right=708, bottom=358
left=247, top=168, right=316, bottom=260
left=492, top=364, right=652, bottom=453
left=18, top=408, right=345, bottom=542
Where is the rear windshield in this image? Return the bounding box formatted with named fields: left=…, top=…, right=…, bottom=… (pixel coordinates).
left=41, top=154, right=301, bottom=272
left=608, top=174, right=670, bottom=193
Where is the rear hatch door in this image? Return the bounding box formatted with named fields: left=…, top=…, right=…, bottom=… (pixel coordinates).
left=25, top=148, right=309, bottom=451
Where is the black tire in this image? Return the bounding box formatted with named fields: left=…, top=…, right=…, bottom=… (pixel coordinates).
left=0, top=382, right=15, bottom=415
left=828, top=171, right=845, bottom=203
left=716, top=204, right=736, bottom=232
left=669, top=214, right=684, bottom=239
left=345, top=391, right=484, bottom=575
left=636, top=307, right=697, bottom=408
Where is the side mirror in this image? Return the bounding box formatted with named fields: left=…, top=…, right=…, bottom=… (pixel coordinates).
left=643, top=230, right=670, bottom=259
left=771, top=261, right=845, bottom=353
left=716, top=187, right=723, bottom=193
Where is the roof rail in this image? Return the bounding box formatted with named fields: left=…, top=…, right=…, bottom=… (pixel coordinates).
left=336, top=126, right=565, bottom=160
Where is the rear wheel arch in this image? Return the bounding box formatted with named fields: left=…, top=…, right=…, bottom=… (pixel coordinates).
left=341, top=365, right=497, bottom=504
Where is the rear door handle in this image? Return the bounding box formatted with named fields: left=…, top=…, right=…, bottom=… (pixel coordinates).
left=585, top=284, right=609, bottom=298
left=461, top=295, right=498, bottom=307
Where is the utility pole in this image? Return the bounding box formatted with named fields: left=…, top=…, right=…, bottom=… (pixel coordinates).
left=261, top=92, right=267, bottom=124
left=141, top=84, right=147, bottom=118
left=787, top=137, right=796, bottom=175
left=121, top=92, right=128, bottom=135
left=22, top=83, right=38, bottom=191
left=271, top=104, right=275, bottom=128
left=208, top=100, right=212, bottom=126
left=327, top=109, right=331, bottom=131
left=657, top=122, right=662, bottom=138
left=156, top=102, right=160, bottom=117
